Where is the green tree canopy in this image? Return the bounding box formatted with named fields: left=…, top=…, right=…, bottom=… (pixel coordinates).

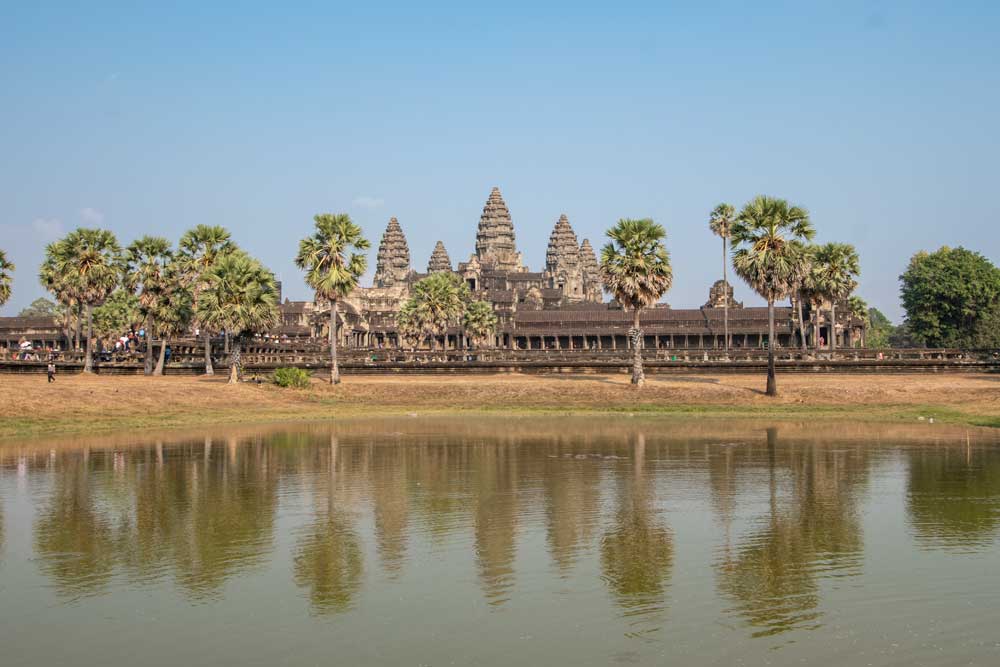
left=0, top=249, right=14, bottom=307
left=462, top=300, right=498, bottom=348
left=92, top=289, right=141, bottom=346
left=398, top=272, right=471, bottom=350
left=900, top=246, right=1000, bottom=347
left=18, top=297, right=59, bottom=318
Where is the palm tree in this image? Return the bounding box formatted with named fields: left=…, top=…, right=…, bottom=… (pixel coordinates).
left=195, top=251, right=280, bottom=384
left=395, top=299, right=423, bottom=351
left=294, top=214, right=370, bottom=384
left=787, top=242, right=815, bottom=351
left=406, top=272, right=470, bottom=351
left=709, top=204, right=736, bottom=352
left=0, top=249, right=14, bottom=308
left=40, top=244, right=81, bottom=350
left=152, top=262, right=194, bottom=375
left=731, top=196, right=815, bottom=396
left=178, top=225, right=235, bottom=376
left=847, top=296, right=870, bottom=348
left=599, top=218, right=673, bottom=386
left=462, top=300, right=498, bottom=349
left=811, top=243, right=860, bottom=351
left=52, top=229, right=123, bottom=373
left=124, top=236, right=173, bottom=375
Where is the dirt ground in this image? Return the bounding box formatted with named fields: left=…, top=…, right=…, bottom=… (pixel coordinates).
left=1, top=372, right=998, bottom=438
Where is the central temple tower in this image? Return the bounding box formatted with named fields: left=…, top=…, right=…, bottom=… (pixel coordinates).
left=474, top=187, right=522, bottom=272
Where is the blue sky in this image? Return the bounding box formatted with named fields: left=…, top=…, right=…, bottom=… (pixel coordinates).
left=2, top=1, right=998, bottom=321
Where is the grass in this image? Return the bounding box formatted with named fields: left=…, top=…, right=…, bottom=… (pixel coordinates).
left=1, top=372, right=998, bottom=440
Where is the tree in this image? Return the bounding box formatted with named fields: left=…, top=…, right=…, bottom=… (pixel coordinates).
left=731, top=196, right=815, bottom=396
left=811, top=242, right=860, bottom=351
left=866, top=307, right=894, bottom=348
left=40, top=244, right=82, bottom=349
left=18, top=297, right=59, bottom=318
left=787, top=242, right=815, bottom=351
left=847, top=296, right=870, bottom=348
left=0, top=249, right=14, bottom=308
left=463, top=300, right=498, bottom=349
left=395, top=299, right=424, bottom=350
left=398, top=272, right=470, bottom=351
left=900, top=247, right=1000, bottom=348
left=50, top=229, right=123, bottom=373
left=92, top=289, right=140, bottom=351
left=709, top=204, right=735, bottom=352
left=295, top=214, right=370, bottom=384
left=178, top=225, right=235, bottom=376
left=195, top=251, right=280, bottom=384
left=124, top=236, right=173, bottom=375
left=152, top=264, right=194, bottom=375
left=599, top=218, right=673, bottom=386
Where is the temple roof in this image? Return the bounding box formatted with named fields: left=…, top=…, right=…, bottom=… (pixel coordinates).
left=579, top=239, right=600, bottom=282
left=427, top=240, right=452, bottom=273
left=545, top=214, right=581, bottom=277
left=475, top=187, right=519, bottom=271
left=373, top=217, right=411, bottom=288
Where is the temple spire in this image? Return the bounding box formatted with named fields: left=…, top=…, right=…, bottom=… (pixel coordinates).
left=579, top=238, right=602, bottom=302
left=373, top=217, right=410, bottom=288
left=427, top=240, right=452, bottom=274
left=474, top=186, right=520, bottom=272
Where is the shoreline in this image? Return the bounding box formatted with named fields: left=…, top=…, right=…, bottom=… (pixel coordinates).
left=2, top=372, right=999, bottom=440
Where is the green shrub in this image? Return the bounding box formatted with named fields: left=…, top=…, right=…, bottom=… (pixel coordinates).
left=273, top=367, right=311, bottom=388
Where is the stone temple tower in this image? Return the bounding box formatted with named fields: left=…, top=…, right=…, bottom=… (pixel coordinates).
left=373, top=217, right=411, bottom=288
left=427, top=241, right=452, bottom=274
left=474, top=187, right=522, bottom=272
left=579, top=238, right=603, bottom=302
left=545, top=214, right=583, bottom=299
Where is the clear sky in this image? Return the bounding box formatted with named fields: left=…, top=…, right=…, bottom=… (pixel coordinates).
left=2, top=1, right=998, bottom=321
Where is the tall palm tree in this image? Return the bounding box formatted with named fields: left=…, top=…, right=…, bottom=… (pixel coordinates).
left=196, top=251, right=280, bottom=384
left=463, top=300, right=498, bottom=349
left=811, top=243, right=860, bottom=351
left=152, top=263, right=194, bottom=375
left=731, top=196, right=815, bottom=396
left=599, top=218, right=673, bottom=386
left=709, top=204, right=736, bottom=352
left=53, top=229, right=123, bottom=373
left=0, top=249, right=14, bottom=308
left=40, top=244, right=81, bottom=350
left=295, top=214, right=370, bottom=384
left=787, top=241, right=815, bottom=351
left=178, top=225, right=235, bottom=376
left=124, top=236, right=173, bottom=375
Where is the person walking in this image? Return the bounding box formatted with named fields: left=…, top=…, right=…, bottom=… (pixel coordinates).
left=47, top=361, right=56, bottom=383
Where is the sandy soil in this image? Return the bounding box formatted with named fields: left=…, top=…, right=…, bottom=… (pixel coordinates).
left=1, top=372, right=998, bottom=438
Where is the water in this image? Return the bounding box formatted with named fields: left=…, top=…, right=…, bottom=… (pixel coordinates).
left=1, top=417, right=999, bottom=666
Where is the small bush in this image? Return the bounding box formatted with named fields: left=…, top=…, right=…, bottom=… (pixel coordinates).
left=273, top=367, right=311, bottom=388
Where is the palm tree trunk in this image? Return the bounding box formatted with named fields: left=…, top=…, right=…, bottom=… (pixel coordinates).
left=204, top=330, right=214, bottom=375
left=144, top=314, right=154, bottom=376
left=722, top=237, right=729, bottom=353
left=330, top=300, right=340, bottom=385
left=154, top=337, right=167, bottom=375
left=631, top=309, right=644, bottom=386
left=84, top=304, right=94, bottom=373
left=228, top=337, right=240, bottom=384
left=812, top=303, right=821, bottom=350
left=75, top=304, right=82, bottom=351
left=766, top=298, right=777, bottom=396
left=796, top=294, right=807, bottom=351
left=830, top=303, right=837, bottom=351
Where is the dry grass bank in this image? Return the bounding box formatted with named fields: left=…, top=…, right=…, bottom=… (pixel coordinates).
left=1, top=372, right=998, bottom=438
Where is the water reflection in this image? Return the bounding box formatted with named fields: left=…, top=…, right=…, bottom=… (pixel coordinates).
left=714, top=428, right=867, bottom=638
left=907, top=442, right=1000, bottom=551
left=599, top=434, right=673, bottom=635
left=2, top=418, right=999, bottom=656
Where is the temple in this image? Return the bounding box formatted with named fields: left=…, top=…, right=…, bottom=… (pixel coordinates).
left=283, top=187, right=867, bottom=351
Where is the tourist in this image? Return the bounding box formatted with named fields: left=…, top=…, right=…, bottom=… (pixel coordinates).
left=47, top=361, right=55, bottom=383
left=164, top=346, right=172, bottom=364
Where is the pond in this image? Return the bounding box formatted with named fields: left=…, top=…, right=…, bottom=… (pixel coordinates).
left=1, top=418, right=999, bottom=666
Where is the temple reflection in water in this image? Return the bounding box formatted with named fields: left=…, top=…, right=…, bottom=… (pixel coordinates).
left=2, top=419, right=999, bottom=640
